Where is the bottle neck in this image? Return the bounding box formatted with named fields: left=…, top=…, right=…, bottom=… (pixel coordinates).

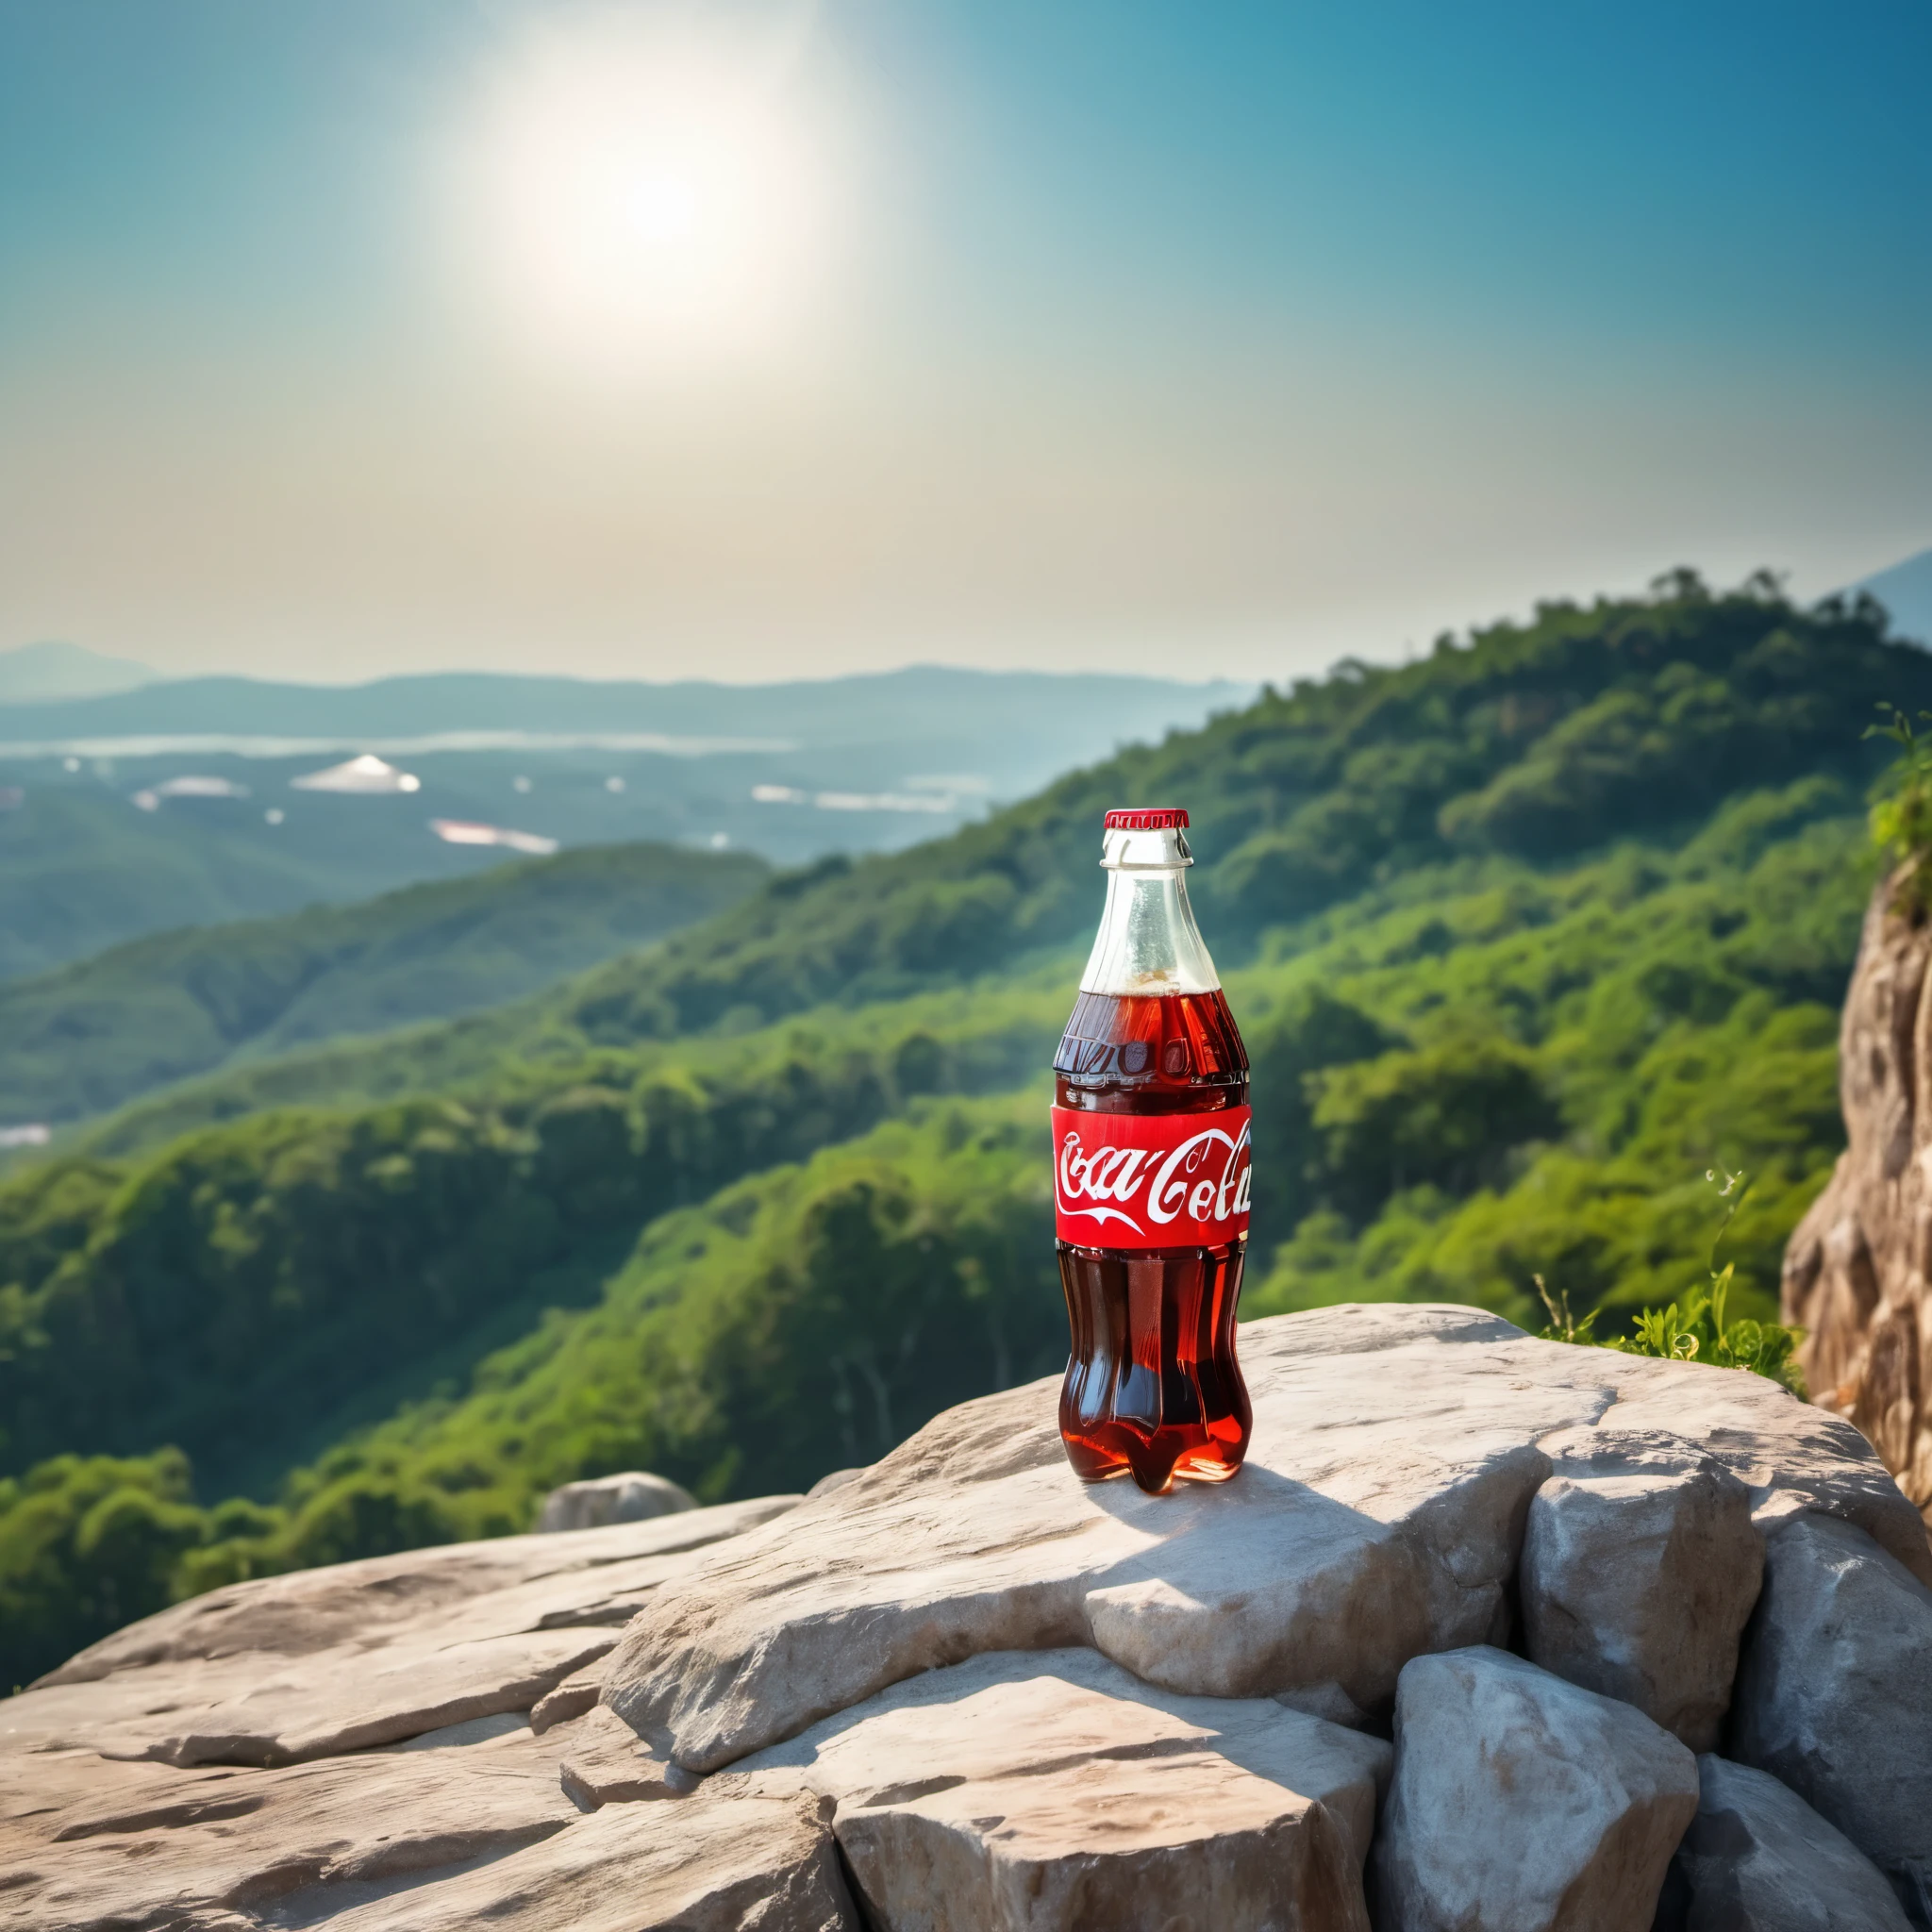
left=1078, top=827, right=1220, bottom=995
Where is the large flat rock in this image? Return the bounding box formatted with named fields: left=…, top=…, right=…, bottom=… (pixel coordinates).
left=317, top=1774, right=858, bottom=1932
left=3, top=1497, right=795, bottom=1769
left=738, top=1646, right=1391, bottom=1931
left=603, top=1306, right=1926, bottom=1773
left=0, top=1715, right=582, bottom=1932
left=6, top=1305, right=1923, bottom=1931
left=36, top=1495, right=796, bottom=1688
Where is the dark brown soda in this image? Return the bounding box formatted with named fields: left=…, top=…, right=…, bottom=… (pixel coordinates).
left=1054, top=987, right=1252, bottom=1493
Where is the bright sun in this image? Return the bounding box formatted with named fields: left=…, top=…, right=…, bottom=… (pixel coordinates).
left=452, top=13, right=836, bottom=368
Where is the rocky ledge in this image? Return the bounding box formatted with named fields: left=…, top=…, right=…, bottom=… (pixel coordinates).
left=1785, top=865, right=1932, bottom=1516
left=6, top=1304, right=1931, bottom=1931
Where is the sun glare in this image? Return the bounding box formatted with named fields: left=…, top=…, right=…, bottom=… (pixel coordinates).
left=449, top=11, right=839, bottom=371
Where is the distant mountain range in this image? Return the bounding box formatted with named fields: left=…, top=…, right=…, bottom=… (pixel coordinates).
left=0, top=641, right=158, bottom=702
left=1856, top=545, right=1932, bottom=646
left=0, top=658, right=1248, bottom=747
left=0, top=661, right=1250, bottom=980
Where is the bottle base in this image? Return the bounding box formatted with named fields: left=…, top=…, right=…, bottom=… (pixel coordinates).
left=1060, top=1428, right=1247, bottom=1495
left=1057, top=1238, right=1252, bottom=1496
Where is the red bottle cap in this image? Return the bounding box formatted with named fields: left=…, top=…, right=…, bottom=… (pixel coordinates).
left=1103, top=808, right=1189, bottom=830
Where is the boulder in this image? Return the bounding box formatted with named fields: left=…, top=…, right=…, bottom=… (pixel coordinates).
left=1781, top=867, right=1932, bottom=1516
left=1661, top=1754, right=1911, bottom=1932
left=1729, top=1512, right=1932, bottom=1918
left=602, top=1305, right=1928, bottom=1773
left=1520, top=1457, right=1762, bottom=1748
left=1373, top=1645, right=1698, bottom=1932
left=535, top=1471, right=698, bottom=1532
left=805, top=1465, right=867, bottom=1499
left=739, top=1645, right=1390, bottom=1932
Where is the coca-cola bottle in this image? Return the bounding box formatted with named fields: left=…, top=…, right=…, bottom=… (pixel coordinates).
left=1052, top=808, right=1252, bottom=1493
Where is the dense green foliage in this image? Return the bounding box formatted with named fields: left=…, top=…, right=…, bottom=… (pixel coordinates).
left=1866, top=703, right=1932, bottom=912
left=1245, top=782, right=1862, bottom=1327
left=0, top=841, right=767, bottom=1127
left=0, top=997, right=1054, bottom=1499
left=541, top=577, right=1914, bottom=1042
left=0, top=1447, right=280, bottom=1694
left=0, top=577, right=1914, bottom=1690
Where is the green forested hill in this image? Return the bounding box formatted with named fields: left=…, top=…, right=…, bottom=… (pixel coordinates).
left=59, top=578, right=1917, bottom=1152
left=0, top=578, right=1916, bottom=1687
left=0, top=841, right=768, bottom=1127
left=0, top=787, right=367, bottom=987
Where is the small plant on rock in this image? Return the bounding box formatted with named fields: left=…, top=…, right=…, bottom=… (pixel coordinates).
left=1537, top=1168, right=1806, bottom=1394
left=1867, top=702, right=1932, bottom=914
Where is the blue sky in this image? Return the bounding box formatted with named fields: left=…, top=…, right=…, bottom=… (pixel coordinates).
left=0, top=1, right=1926, bottom=683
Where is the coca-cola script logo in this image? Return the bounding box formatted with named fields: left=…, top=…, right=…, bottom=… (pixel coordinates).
left=1050, top=1104, right=1251, bottom=1252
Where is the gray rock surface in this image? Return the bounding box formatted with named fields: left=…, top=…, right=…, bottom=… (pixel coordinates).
left=603, top=1305, right=1927, bottom=1773
left=322, top=1774, right=856, bottom=1932
left=1374, top=1645, right=1699, bottom=1932
left=2, top=1496, right=795, bottom=1769
left=531, top=1659, right=608, bottom=1734
left=1, top=1717, right=583, bottom=1932
left=1664, top=1754, right=1911, bottom=1932
left=535, top=1470, right=697, bottom=1532
left=5, top=1305, right=1923, bottom=1932
left=1521, top=1457, right=1762, bottom=1749
left=558, top=1704, right=701, bottom=1808
left=805, top=1465, right=867, bottom=1499
left=1729, top=1512, right=1932, bottom=1917
left=741, top=1645, right=1390, bottom=1932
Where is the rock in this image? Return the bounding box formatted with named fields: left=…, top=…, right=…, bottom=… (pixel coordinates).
left=35, top=1494, right=794, bottom=1690
left=531, top=1660, right=608, bottom=1735
left=5, top=1305, right=1917, bottom=1932
left=318, top=1774, right=857, bottom=1932
left=603, top=1305, right=1928, bottom=1773
left=1782, top=868, right=1932, bottom=1516
left=740, top=1645, right=1390, bottom=1932
left=0, top=1731, right=847, bottom=1932
left=1729, top=1512, right=1932, bottom=1917
left=535, top=1471, right=697, bottom=1533
left=1, top=1496, right=796, bottom=1769
left=1373, top=1645, right=1699, bottom=1932
left=1520, top=1457, right=1762, bottom=1748
left=558, top=1704, right=701, bottom=1809
left=805, top=1465, right=867, bottom=1499
left=0, top=1716, right=582, bottom=1932
left=1664, top=1754, right=1912, bottom=1932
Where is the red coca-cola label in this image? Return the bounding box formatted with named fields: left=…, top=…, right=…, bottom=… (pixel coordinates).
left=1051, top=1104, right=1252, bottom=1251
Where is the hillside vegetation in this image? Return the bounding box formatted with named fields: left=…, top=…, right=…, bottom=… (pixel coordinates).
left=0, top=841, right=767, bottom=1127
left=0, top=576, right=1915, bottom=1688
